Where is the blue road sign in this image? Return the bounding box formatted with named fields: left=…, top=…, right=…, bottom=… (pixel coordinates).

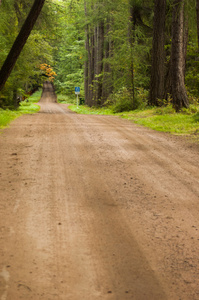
left=75, top=87, right=80, bottom=94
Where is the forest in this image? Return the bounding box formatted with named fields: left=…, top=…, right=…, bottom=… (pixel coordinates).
left=0, top=0, right=199, bottom=113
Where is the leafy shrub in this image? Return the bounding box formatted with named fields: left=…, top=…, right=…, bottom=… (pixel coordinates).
left=135, top=88, right=148, bottom=110
left=57, top=94, right=75, bottom=104
left=105, top=87, right=148, bottom=113
left=181, top=104, right=199, bottom=115
left=112, top=88, right=134, bottom=113
left=185, top=43, right=199, bottom=97
left=193, top=112, right=199, bottom=123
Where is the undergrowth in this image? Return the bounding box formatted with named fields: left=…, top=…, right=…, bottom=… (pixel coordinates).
left=0, top=90, right=41, bottom=129
left=57, top=94, right=76, bottom=104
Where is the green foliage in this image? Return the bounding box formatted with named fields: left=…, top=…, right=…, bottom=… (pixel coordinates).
left=0, top=0, right=55, bottom=106
left=69, top=104, right=113, bottom=115
left=1, top=0, right=199, bottom=112
left=107, top=87, right=148, bottom=113
left=18, top=102, right=40, bottom=114
left=100, top=0, right=152, bottom=96
left=18, top=90, right=41, bottom=114
left=0, top=90, right=41, bottom=129
left=109, top=88, right=134, bottom=113
left=185, top=42, right=199, bottom=97
left=53, top=0, right=85, bottom=96
left=153, top=105, right=175, bottom=115
left=0, top=109, right=21, bottom=129
left=132, top=113, right=199, bottom=135
left=21, top=89, right=42, bottom=104
left=57, top=94, right=75, bottom=104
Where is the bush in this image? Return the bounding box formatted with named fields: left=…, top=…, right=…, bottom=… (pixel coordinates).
left=108, top=87, right=148, bottom=113
left=57, top=94, right=75, bottom=104
left=110, top=88, right=134, bottom=113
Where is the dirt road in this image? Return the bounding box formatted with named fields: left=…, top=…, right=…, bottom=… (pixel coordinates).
left=0, top=87, right=199, bottom=299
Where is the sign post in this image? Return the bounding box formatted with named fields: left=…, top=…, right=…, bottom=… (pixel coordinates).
left=75, top=87, right=80, bottom=108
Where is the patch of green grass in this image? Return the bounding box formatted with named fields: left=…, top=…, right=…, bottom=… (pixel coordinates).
left=69, top=104, right=199, bottom=136
left=57, top=94, right=75, bottom=104
left=129, top=113, right=199, bottom=134
left=0, top=109, right=21, bottom=129
left=18, top=90, right=41, bottom=114
left=0, top=90, right=41, bottom=129
left=18, top=102, right=40, bottom=114
left=120, top=105, right=199, bottom=135
left=25, top=90, right=42, bottom=103
left=69, top=104, right=113, bottom=115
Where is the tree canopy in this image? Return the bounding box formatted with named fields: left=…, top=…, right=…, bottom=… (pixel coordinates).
left=0, top=0, right=199, bottom=111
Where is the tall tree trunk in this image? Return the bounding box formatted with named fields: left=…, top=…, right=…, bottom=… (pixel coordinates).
left=84, top=0, right=89, bottom=104
left=102, top=21, right=113, bottom=104
left=171, top=0, right=189, bottom=111
left=0, top=0, right=45, bottom=92
left=93, top=21, right=104, bottom=106
left=129, top=0, right=135, bottom=106
left=93, top=23, right=98, bottom=104
left=87, top=32, right=95, bottom=106
left=84, top=0, right=95, bottom=106
left=196, top=0, right=199, bottom=50
left=96, top=21, right=104, bottom=104
left=183, top=16, right=189, bottom=76
left=149, top=0, right=166, bottom=106
left=84, top=35, right=89, bottom=104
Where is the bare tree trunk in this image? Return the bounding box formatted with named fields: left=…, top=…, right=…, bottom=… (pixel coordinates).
left=149, top=0, right=166, bottom=106
left=183, top=16, right=189, bottom=76
left=96, top=21, right=104, bottom=104
left=171, top=0, right=189, bottom=111
left=87, top=32, right=95, bottom=106
left=102, top=37, right=110, bottom=103
left=93, top=25, right=98, bottom=105
left=92, top=21, right=104, bottom=106
left=102, top=21, right=113, bottom=104
left=129, top=0, right=135, bottom=106
left=84, top=0, right=105, bottom=107
left=196, top=0, right=199, bottom=50
left=84, top=39, right=89, bottom=104
left=0, top=0, right=45, bottom=92
left=84, top=1, right=89, bottom=104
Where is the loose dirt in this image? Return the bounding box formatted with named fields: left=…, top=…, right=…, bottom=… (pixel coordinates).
left=0, top=84, right=199, bottom=299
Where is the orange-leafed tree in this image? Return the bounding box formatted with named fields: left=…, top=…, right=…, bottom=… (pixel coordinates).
left=40, top=63, right=57, bottom=82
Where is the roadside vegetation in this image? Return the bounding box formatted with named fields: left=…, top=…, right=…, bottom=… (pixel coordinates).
left=1, top=1, right=199, bottom=139
left=68, top=98, right=199, bottom=137
left=56, top=90, right=199, bottom=137
left=0, top=90, right=41, bottom=129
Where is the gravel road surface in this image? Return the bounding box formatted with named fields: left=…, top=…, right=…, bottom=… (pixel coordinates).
left=0, top=86, right=199, bottom=299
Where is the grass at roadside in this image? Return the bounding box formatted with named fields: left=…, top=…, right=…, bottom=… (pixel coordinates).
left=69, top=104, right=113, bottom=115
left=0, top=90, right=41, bottom=129
left=57, top=94, right=75, bottom=104
left=69, top=104, right=199, bottom=136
